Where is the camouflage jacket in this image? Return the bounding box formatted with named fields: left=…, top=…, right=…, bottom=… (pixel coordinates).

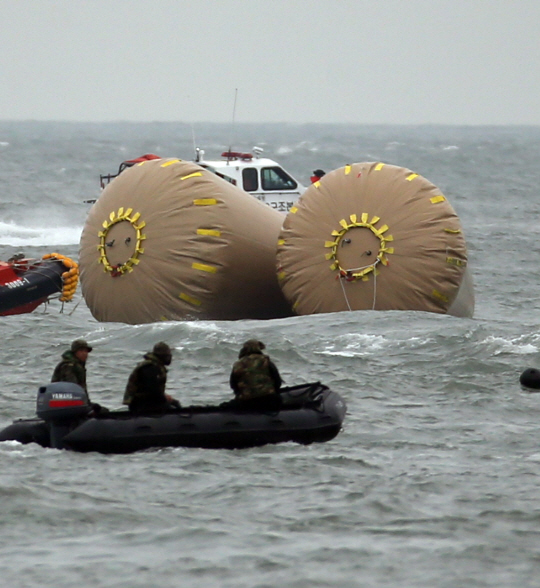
left=230, top=352, right=282, bottom=400
left=51, top=350, right=88, bottom=394
left=123, top=352, right=168, bottom=406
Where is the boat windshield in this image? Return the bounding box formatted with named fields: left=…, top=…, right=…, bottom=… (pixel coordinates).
left=261, top=167, right=298, bottom=191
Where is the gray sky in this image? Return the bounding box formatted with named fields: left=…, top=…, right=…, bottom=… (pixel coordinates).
left=2, top=0, right=539, bottom=124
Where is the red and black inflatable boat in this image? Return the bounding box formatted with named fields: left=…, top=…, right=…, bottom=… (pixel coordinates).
left=0, top=254, right=79, bottom=316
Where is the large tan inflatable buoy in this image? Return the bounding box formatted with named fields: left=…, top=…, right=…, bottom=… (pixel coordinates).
left=276, top=162, right=474, bottom=317
left=79, top=158, right=292, bottom=323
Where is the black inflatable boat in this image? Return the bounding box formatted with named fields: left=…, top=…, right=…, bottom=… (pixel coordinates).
left=0, top=381, right=346, bottom=453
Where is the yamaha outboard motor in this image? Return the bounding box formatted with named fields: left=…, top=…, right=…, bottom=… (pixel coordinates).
left=36, top=382, right=91, bottom=449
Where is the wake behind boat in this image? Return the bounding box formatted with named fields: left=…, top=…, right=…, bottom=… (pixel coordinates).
left=0, top=381, right=347, bottom=453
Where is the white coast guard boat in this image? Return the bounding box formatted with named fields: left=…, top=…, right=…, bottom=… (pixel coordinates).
left=96, top=147, right=306, bottom=212
left=194, top=146, right=306, bottom=212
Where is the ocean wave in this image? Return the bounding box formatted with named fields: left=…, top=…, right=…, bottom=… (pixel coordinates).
left=317, top=333, right=388, bottom=357
left=480, top=334, right=538, bottom=355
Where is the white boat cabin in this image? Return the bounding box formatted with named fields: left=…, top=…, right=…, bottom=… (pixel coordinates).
left=195, top=147, right=305, bottom=213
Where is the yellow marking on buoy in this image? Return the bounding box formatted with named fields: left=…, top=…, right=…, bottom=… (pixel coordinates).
left=181, top=172, right=203, bottom=180
left=430, top=195, right=446, bottom=204
left=197, top=228, right=221, bottom=237
left=375, top=163, right=385, bottom=171
left=277, top=239, right=285, bottom=246
left=432, top=290, right=449, bottom=303
left=192, top=262, right=217, bottom=273
left=446, top=257, right=466, bottom=267
left=277, top=271, right=286, bottom=281
left=193, top=198, right=218, bottom=206
left=290, top=206, right=298, bottom=214
left=344, top=165, right=351, bottom=175
left=161, top=159, right=180, bottom=167
left=314, top=181, right=321, bottom=188
left=444, top=228, right=461, bottom=234
left=406, top=173, right=419, bottom=181
left=179, top=292, right=202, bottom=306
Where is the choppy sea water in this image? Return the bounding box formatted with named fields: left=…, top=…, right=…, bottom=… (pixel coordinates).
left=1, top=122, right=540, bottom=588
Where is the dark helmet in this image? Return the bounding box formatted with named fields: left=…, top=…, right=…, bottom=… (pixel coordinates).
left=239, top=339, right=266, bottom=358
left=71, top=339, right=93, bottom=353
left=152, top=341, right=172, bottom=365
left=312, top=169, right=326, bottom=177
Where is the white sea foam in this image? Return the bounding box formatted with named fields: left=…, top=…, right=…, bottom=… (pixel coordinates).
left=0, top=221, right=82, bottom=247
left=317, top=333, right=388, bottom=357
left=276, top=146, right=293, bottom=155
left=481, top=335, right=538, bottom=355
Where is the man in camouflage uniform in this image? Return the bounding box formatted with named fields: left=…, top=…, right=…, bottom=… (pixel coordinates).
left=229, top=340, right=282, bottom=410
left=123, top=342, right=181, bottom=414
left=51, top=339, right=107, bottom=414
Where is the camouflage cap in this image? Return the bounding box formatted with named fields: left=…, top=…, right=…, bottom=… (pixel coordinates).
left=152, top=341, right=172, bottom=357
left=71, top=339, right=93, bottom=353
left=239, top=339, right=266, bottom=357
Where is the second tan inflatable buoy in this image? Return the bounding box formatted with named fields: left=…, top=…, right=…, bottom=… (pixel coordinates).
left=276, top=162, right=474, bottom=317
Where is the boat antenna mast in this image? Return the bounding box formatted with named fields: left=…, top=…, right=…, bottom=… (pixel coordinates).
left=226, top=88, right=238, bottom=164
